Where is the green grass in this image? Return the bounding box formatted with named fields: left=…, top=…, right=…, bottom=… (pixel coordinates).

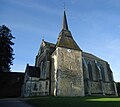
left=25, top=96, right=120, bottom=107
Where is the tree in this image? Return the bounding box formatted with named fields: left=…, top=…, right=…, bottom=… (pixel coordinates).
left=0, top=25, right=15, bottom=72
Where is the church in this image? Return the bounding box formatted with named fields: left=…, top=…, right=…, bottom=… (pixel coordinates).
left=22, top=10, right=118, bottom=97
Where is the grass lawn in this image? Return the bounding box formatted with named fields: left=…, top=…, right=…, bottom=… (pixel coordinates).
left=25, top=96, right=120, bottom=107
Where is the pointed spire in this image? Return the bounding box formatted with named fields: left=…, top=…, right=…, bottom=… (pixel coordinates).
left=56, top=9, right=82, bottom=51
left=62, top=10, right=68, bottom=30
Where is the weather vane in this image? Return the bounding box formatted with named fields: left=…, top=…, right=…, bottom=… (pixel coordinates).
left=42, top=35, right=44, bottom=41
left=63, top=2, right=66, bottom=10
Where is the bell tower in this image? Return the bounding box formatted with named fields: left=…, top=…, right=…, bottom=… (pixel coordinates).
left=51, top=10, right=84, bottom=96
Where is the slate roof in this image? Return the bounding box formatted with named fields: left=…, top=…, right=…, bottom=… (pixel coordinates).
left=44, top=41, right=55, bottom=48
left=26, top=65, right=40, bottom=77
left=56, top=30, right=81, bottom=51
left=56, top=10, right=81, bottom=51
left=62, top=10, right=68, bottom=30
left=43, top=40, right=55, bottom=54
left=82, top=52, right=107, bottom=62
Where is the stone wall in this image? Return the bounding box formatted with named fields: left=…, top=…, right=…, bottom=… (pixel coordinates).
left=51, top=47, right=84, bottom=96
left=90, top=81, right=103, bottom=94
left=104, top=82, right=116, bottom=95
left=23, top=77, right=49, bottom=97
left=82, top=52, right=117, bottom=96
left=51, top=50, right=57, bottom=96
left=39, top=80, right=49, bottom=96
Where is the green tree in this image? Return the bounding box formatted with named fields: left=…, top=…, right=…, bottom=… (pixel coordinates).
left=0, top=25, right=15, bottom=72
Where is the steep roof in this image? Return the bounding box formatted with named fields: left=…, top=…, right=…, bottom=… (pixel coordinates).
left=25, top=65, right=40, bottom=77
left=62, top=11, right=68, bottom=30
left=37, top=40, right=55, bottom=56
left=56, top=10, right=81, bottom=51
left=82, top=52, right=107, bottom=62
left=44, top=40, right=55, bottom=48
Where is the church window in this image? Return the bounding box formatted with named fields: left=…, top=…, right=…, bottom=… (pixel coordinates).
left=88, top=62, right=93, bottom=81
left=40, top=60, right=46, bottom=79
left=107, top=64, right=113, bottom=82
left=82, top=58, right=89, bottom=79
left=40, top=61, right=43, bottom=78
left=100, top=65, right=105, bottom=81
left=95, top=60, right=106, bottom=81
left=95, top=60, right=102, bottom=80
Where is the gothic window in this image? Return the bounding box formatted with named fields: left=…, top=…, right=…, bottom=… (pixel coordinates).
left=43, top=59, right=46, bottom=78
left=109, top=72, right=113, bottom=82
left=95, top=60, right=102, bottom=81
left=82, top=58, right=89, bottom=79
left=107, top=64, right=113, bottom=82
left=40, top=61, right=43, bottom=78
left=88, top=62, right=93, bottom=81
left=100, top=65, right=105, bottom=81
left=40, top=59, right=46, bottom=79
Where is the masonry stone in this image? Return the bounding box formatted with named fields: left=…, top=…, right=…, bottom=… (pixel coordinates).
left=51, top=47, right=84, bottom=96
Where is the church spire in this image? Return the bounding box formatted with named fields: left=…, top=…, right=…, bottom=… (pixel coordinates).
left=56, top=10, right=81, bottom=51
left=62, top=10, right=68, bottom=30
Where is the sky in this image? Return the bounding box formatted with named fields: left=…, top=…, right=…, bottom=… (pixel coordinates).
left=0, top=0, right=120, bottom=82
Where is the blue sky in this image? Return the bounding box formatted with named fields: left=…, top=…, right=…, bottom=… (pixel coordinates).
left=0, top=0, right=120, bottom=82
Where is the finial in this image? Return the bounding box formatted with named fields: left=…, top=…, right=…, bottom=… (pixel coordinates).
left=63, top=2, right=66, bottom=11
left=42, top=36, right=44, bottom=41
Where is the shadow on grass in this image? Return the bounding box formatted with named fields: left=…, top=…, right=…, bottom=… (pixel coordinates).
left=25, top=96, right=120, bottom=107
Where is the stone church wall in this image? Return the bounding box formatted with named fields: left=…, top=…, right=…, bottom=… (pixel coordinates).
left=82, top=53, right=117, bottom=96
left=23, top=77, right=40, bottom=96
left=51, top=50, right=57, bottom=96
left=104, top=82, right=115, bottom=95
left=51, top=47, right=84, bottom=96
left=90, top=82, right=103, bottom=94
left=39, top=80, right=49, bottom=96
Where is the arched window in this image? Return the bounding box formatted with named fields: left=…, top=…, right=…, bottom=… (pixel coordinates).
left=88, top=62, right=93, bottom=81
left=82, top=58, right=89, bottom=79
left=95, top=60, right=106, bottom=81
left=40, top=61, right=43, bottom=78
left=95, top=60, right=102, bottom=81
left=107, top=64, right=113, bottom=82
left=100, top=65, right=105, bottom=81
